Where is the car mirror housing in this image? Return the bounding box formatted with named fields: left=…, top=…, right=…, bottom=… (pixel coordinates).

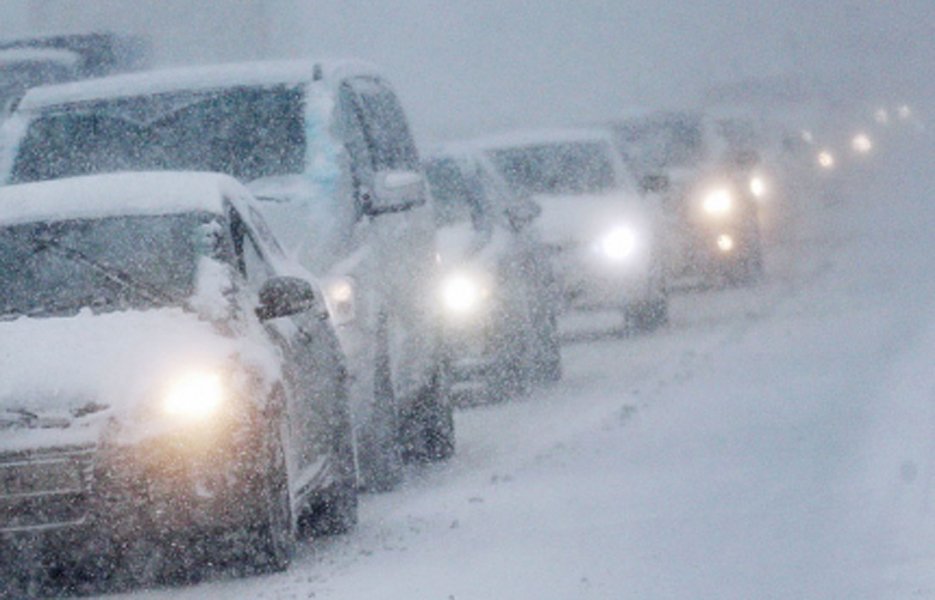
left=639, top=174, right=671, bottom=195
left=363, top=170, right=427, bottom=216
left=255, top=276, right=318, bottom=321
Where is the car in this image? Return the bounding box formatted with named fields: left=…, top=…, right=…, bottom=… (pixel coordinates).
left=0, top=32, right=149, bottom=117
left=0, top=59, right=453, bottom=491
left=475, top=128, right=670, bottom=333
left=0, top=172, right=356, bottom=588
left=424, top=145, right=562, bottom=402
left=608, top=110, right=764, bottom=285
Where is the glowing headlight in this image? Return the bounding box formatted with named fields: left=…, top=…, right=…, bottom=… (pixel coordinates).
left=163, top=371, right=224, bottom=420
left=817, top=150, right=835, bottom=170
left=599, top=226, right=636, bottom=260
left=326, top=278, right=354, bottom=304
left=716, top=234, right=735, bottom=252
left=749, top=176, right=767, bottom=199
left=897, top=104, right=912, bottom=120
left=851, top=133, right=873, bottom=154
left=801, top=130, right=814, bottom=144
left=441, top=273, right=486, bottom=314
left=874, top=108, right=889, bottom=125
left=702, top=188, right=734, bottom=216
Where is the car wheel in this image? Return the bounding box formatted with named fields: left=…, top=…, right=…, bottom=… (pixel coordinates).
left=300, top=396, right=358, bottom=536
left=356, top=312, right=404, bottom=492
left=243, top=418, right=295, bottom=574
left=401, top=362, right=455, bottom=462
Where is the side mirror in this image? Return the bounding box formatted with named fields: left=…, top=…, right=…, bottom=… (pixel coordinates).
left=255, top=276, right=318, bottom=321
left=504, top=197, right=542, bottom=232
left=639, top=174, right=670, bottom=194
left=363, top=170, right=427, bottom=216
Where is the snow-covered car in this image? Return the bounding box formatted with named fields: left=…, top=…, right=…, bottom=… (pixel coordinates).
left=424, top=146, right=562, bottom=401
left=0, top=32, right=149, bottom=118
left=476, top=129, right=670, bottom=332
left=0, top=172, right=356, bottom=584
left=0, top=59, right=452, bottom=491
left=609, top=110, right=764, bottom=284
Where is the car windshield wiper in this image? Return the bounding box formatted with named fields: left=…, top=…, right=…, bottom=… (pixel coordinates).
left=35, top=237, right=187, bottom=310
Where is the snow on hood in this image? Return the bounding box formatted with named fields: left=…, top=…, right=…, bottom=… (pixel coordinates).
left=0, top=307, right=279, bottom=447
left=532, top=191, right=654, bottom=247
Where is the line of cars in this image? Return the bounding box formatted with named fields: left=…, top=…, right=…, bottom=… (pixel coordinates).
left=0, top=43, right=917, bottom=592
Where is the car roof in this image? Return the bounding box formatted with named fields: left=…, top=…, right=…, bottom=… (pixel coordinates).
left=0, top=171, right=249, bottom=226
left=471, top=127, right=617, bottom=151
left=16, top=58, right=380, bottom=111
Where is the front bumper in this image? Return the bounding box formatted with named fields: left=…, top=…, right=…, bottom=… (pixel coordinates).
left=549, top=244, right=658, bottom=311
left=0, top=424, right=267, bottom=549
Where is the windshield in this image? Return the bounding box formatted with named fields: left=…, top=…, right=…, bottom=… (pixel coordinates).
left=424, top=157, right=488, bottom=230
left=612, top=114, right=706, bottom=174
left=0, top=213, right=214, bottom=319
left=10, top=85, right=305, bottom=184
left=488, top=141, right=617, bottom=196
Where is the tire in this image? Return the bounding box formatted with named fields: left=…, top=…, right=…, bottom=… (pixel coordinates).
left=243, top=419, right=295, bottom=574
left=401, top=363, right=455, bottom=463
left=356, top=311, right=404, bottom=492
left=300, top=397, right=358, bottom=536
left=530, top=310, right=562, bottom=383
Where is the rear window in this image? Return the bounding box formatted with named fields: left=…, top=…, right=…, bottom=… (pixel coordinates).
left=11, top=85, right=306, bottom=184
left=488, top=141, right=617, bottom=196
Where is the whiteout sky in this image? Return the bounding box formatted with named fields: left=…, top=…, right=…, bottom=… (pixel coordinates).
left=1, top=0, right=932, bottom=141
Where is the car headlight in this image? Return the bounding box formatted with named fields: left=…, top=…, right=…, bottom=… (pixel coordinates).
left=599, top=226, right=637, bottom=260
left=441, top=272, right=488, bottom=314
left=702, top=188, right=734, bottom=216
left=749, top=175, right=767, bottom=199
left=163, top=371, right=225, bottom=421
left=817, top=150, right=835, bottom=170
left=851, top=133, right=873, bottom=154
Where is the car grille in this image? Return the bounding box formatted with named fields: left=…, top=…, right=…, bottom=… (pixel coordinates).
left=0, top=446, right=95, bottom=533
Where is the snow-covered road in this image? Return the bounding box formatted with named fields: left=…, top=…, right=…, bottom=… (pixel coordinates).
left=104, top=131, right=933, bottom=599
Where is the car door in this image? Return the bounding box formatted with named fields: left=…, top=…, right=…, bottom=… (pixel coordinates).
left=339, top=77, right=438, bottom=402
left=229, top=203, right=335, bottom=499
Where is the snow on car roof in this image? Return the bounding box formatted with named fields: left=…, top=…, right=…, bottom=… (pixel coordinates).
left=471, top=127, right=617, bottom=151
left=16, top=58, right=380, bottom=110
left=0, top=47, right=80, bottom=69
left=0, top=171, right=247, bottom=226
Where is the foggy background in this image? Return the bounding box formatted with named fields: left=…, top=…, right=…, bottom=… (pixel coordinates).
left=1, top=0, right=932, bottom=142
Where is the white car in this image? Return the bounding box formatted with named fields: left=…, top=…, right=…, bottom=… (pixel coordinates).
left=475, top=129, right=670, bottom=332
left=0, top=172, right=355, bottom=586
left=0, top=59, right=452, bottom=491
left=425, top=145, right=562, bottom=401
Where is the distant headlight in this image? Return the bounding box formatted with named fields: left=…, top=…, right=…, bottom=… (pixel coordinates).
left=874, top=108, right=889, bottom=125
left=851, top=133, right=873, bottom=154
left=817, top=150, right=835, bottom=170
left=599, top=226, right=637, bottom=260
left=441, top=272, right=488, bottom=314
left=749, top=175, right=767, bottom=199
left=163, top=371, right=224, bottom=421
left=702, top=188, right=734, bottom=216
left=897, top=104, right=912, bottom=120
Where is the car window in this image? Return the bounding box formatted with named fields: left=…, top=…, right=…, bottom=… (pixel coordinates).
left=229, top=206, right=273, bottom=292
left=424, top=157, right=487, bottom=229
left=10, top=85, right=306, bottom=184
left=349, top=77, right=419, bottom=171
left=489, top=141, right=617, bottom=196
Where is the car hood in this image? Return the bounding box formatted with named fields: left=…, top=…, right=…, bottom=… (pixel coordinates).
left=532, top=192, right=654, bottom=248
left=0, top=308, right=277, bottom=451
